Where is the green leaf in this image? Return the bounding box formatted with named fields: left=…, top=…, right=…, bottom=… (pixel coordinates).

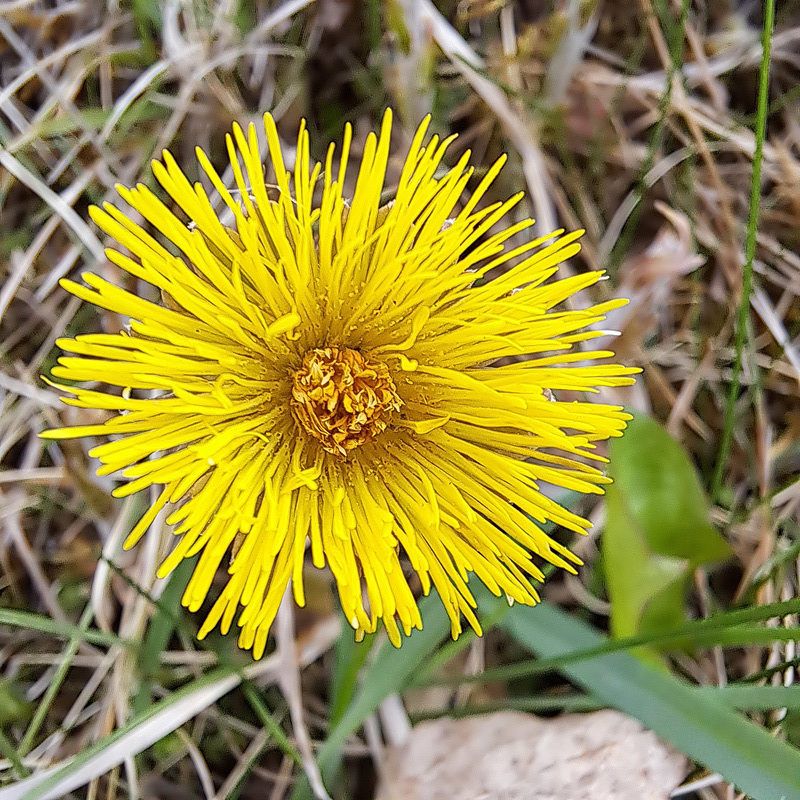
left=604, top=481, right=687, bottom=639
left=329, top=614, right=376, bottom=730
left=0, top=680, right=30, bottom=727
left=132, top=557, right=196, bottom=719
left=137, top=558, right=194, bottom=681
left=609, top=413, right=731, bottom=563
left=604, top=413, right=732, bottom=639
left=502, top=601, right=800, bottom=800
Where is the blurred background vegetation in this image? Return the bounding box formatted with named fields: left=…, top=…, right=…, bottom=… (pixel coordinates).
left=2, top=1, right=800, bottom=798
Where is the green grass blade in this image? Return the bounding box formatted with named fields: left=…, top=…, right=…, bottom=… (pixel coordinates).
left=0, top=609, right=127, bottom=648
left=695, top=684, right=800, bottom=711
left=135, top=557, right=194, bottom=683
left=4, top=665, right=238, bottom=800
left=329, top=619, right=375, bottom=730
left=422, top=597, right=800, bottom=687
left=0, top=728, right=30, bottom=779
left=711, top=0, right=775, bottom=500
left=412, top=685, right=800, bottom=723
left=18, top=605, right=95, bottom=756
left=502, top=601, right=800, bottom=800
left=291, top=592, right=453, bottom=800
left=0, top=636, right=310, bottom=800
left=239, top=682, right=301, bottom=765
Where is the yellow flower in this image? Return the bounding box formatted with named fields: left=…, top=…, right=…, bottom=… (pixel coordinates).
left=43, top=110, right=637, bottom=658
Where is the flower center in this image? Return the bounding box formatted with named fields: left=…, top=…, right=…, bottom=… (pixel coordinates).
left=290, top=347, right=401, bottom=456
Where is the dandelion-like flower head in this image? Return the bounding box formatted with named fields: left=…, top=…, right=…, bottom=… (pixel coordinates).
left=44, top=111, right=637, bottom=657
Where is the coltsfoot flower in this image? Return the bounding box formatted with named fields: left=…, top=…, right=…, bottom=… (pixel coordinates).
left=44, top=110, right=637, bottom=657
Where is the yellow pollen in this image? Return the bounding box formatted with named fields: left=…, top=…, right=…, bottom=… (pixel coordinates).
left=290, top=347, right=402, bottom=456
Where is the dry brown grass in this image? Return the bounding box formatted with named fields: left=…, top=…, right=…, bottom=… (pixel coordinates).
left=2, top=1, right=800, bottom=798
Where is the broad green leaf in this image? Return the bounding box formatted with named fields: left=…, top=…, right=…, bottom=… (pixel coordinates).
left=605, top=413, right=732, bottom=639
left=609, top=413, right=731, bottom=563
left=604, top=481, right=687, bottom=639
left=0, top=680, right=30, bottom=727
left=502, top=600, right=800, bottom=800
